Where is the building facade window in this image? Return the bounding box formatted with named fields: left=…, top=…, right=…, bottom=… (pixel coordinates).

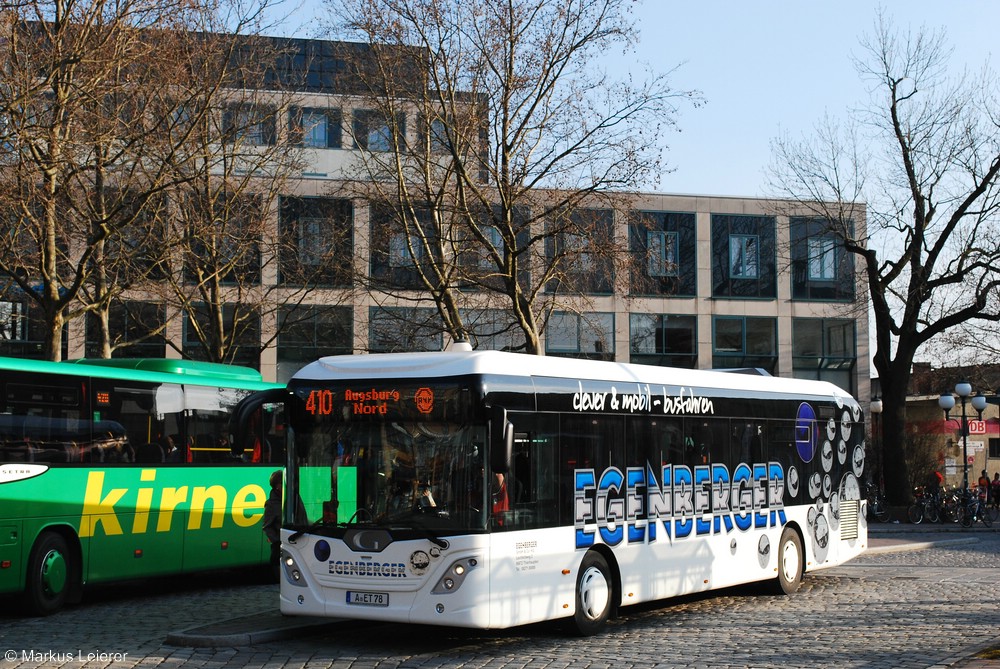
left=712, top=316, right=777, bottom=373
left=478, top=225, right=504, bottom=270
left=808, top=237, right=837, bottom=280
left=418, top=114, right=452, bottom=155
left=459, top=206, right=530, bottom=293
left=711, top=214, right=776, bottom=298
left=989, top=438, right=1000, bottom=459
left=629, top=313, right=697, bottom=368
left=289, top=107, right=342, bottom=148
left=545, top=311, right=614, bottom=361
left=388, top=231, right=423, bottom=268
left=630, top=211, right=696, bottom=297
left=0, top=300, right=25, bottom=342
left=790, top=217, right=855, bottom=301
left=105, top=191, right=169, bottom=282
left=792, top=318, right=856, bottom=394
left=545, top=208, right=614, bottom=295
left=729, top=234, right=759, bottom=279
left=182, top=304, right=261, bottom=368
left=353, top=109, right=405, bottom=151
left=369, top=203, right=437, bottom=291
left=459, top=308, right=522, bottom=351
left=183, top=194, right=262, bottom=286
left=277, top=305, right=353, bottom=382
left=0, top=296, right=65, bottom=360
left=85, top=301, right=166, bottom=359
left=222, top=103, right=277, bottom=146
left=279, top=196, right=353, bottom=286
left=647, top=230, right=678, bottom=277
left=368, top=307, right=443, bottom=352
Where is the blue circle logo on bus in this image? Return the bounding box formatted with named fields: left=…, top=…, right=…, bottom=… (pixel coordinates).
left=314, top=540, right=331, bottom=562
left=795, top=402, right=818, bottom=462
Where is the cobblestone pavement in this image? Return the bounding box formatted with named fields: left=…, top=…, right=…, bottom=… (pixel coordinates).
left=1, top=526, right=998, bottom=669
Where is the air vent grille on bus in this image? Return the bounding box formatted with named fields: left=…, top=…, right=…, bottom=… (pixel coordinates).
left=840, top=499, right=859, bottom=540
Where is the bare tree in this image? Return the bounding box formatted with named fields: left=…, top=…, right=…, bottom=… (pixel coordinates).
left=0, top=0, right=311, bottom=360
left=0, top=2, right=220, bottom=360
left=322, top=0, right=698, bottom=352
left=767, top=12, right=1000, bottom=503
left=146, top=32, right=353, bottom=365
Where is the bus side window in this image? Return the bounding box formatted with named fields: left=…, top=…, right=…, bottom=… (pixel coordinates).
left=504, top=414, right=559, bottom=530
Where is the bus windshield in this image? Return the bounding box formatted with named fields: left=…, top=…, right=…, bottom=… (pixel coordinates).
left=292, top=418, right=490, bottom=534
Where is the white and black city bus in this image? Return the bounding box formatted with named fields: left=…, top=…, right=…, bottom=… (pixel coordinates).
left=236, top=349, right=868, bottom=634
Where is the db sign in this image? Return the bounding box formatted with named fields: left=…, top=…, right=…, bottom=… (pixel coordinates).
left=969, top=420, right=987, bottom=435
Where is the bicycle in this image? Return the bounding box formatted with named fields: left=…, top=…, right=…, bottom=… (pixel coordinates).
left=865, top=480, right=891, bottom=523
left=907, top=486, right=942, bottom=524
left=957, top=489, right=993, bottom=528
left=937, top=488, right=962, bottom=523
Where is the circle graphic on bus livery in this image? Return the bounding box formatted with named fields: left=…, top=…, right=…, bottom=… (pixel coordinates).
left=757, top=535, right=770, bottom=568
left=808, top=472, right=822, bottom=499
left=813, top=513, right=830, bottom=562
left=314, top=540, right=331, bottom=562
left=821, top=440, right=834, bottom=472
left=795, top=402, right=818, bottom=462
left=841, top=408, right=853, bottom=441
left=786, top=466, right=800, bottom=497
left=840, top=472, right=861, bottom=501
left=852, top=444, right=865, bottom=477
left=409, top=550, right=430, bottom=574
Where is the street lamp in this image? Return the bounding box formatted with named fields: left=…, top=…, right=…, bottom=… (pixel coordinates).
left=938, top=382, right=988, bottom=491
left=870, top=397, right=883, bottom=491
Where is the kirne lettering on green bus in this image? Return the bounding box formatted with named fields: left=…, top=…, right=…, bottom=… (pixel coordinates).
left=79, top=468, right=268, bottom=537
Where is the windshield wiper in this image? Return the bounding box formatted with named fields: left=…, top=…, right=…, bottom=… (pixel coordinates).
left=407, top=516, right=448, bottom=548
left=288, top=518, right=338, bottom=542
left=342, top=507, right=376, bottom=526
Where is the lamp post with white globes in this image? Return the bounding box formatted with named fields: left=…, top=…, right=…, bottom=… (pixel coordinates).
left=938, top=381, right=988, bottom=491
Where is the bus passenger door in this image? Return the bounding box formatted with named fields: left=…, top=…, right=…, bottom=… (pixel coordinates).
left=488, top=416, right=572, bottom=628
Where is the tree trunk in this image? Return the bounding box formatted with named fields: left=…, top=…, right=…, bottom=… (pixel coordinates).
left=874, top=337, right=919, bottom=505
left=44, top=309, right=65, bottom=362
left=877, top=377, right=911, bottom=505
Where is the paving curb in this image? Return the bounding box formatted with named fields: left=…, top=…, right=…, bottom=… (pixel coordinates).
left=865, top=536, right=979, bottom=555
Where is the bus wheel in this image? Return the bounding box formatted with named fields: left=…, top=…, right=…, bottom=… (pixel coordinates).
left=23, top=532, right=71, bottom=616
left=573, top=552, right=612, bottom=635
left=775, top=528, right=803, bottom=595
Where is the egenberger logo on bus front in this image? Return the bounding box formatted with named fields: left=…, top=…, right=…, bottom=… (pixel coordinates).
left=78, top=469, right=267, bottom=538
left=574, top=461, right=787, bottom=548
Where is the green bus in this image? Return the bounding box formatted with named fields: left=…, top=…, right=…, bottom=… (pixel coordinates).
left=0, top=356, right=284, bottom=615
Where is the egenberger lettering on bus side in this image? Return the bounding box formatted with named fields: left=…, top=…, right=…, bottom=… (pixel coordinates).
left=573, top=461, right=786, bottom=548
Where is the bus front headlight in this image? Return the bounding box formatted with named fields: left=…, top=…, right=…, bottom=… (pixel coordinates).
left=431, top=557, right=479, bottom=594
left=281, top=550, right=308, bottom=588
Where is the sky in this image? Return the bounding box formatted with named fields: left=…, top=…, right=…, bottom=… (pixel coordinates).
left=268, top=0, right=1000, bottom=198
left=612, top=1, right=1000, bottom=198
